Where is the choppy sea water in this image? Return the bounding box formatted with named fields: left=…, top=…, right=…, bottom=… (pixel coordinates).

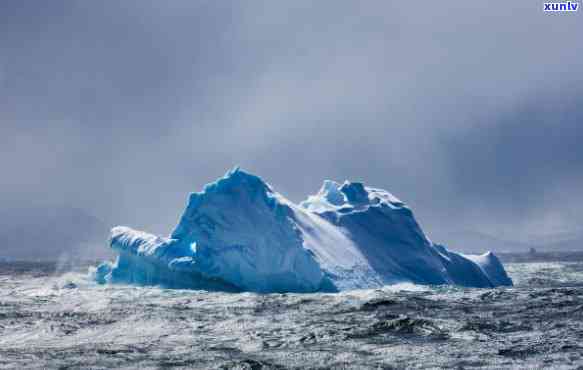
left=1, top=261, right=582, bottom=369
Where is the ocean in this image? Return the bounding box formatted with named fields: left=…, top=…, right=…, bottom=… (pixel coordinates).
left=1, top=259, right=582, bottom=369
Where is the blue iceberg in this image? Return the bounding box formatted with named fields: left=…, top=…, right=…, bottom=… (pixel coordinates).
left=94, top=168, right=512, bottom=292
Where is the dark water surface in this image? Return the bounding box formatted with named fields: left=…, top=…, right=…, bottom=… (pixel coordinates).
left=1, top=260, right=582, bottom=369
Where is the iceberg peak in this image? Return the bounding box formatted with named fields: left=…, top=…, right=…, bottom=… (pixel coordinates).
left=202, top=167, right=272, bottom=196
left=318, top=180, right=346, bottom=205
left=339, top=181, right=369, bottom=204
left=302, top=179, right=404, bottom=213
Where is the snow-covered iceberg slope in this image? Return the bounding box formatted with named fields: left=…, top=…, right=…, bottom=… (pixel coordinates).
left=95, top=168, right=512, bottom=292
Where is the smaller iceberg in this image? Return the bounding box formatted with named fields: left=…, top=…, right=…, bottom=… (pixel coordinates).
left=95, top=168, right=512, bottom=292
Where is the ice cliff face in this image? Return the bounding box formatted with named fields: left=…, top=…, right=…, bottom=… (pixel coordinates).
left=95, top=168, right=512, bottom=292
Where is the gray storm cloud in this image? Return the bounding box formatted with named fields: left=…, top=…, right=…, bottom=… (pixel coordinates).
left=1, top=1, right=582, bottom=254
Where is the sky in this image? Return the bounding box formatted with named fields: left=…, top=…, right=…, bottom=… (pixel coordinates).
left=1, top=1, right=582, bottom=247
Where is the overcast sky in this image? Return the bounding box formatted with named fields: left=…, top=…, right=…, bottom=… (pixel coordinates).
left=1, top=1, right=582, bottom=243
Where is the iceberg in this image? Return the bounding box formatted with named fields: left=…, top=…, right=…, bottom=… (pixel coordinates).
left=94, top=168, right=512, bottom=292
